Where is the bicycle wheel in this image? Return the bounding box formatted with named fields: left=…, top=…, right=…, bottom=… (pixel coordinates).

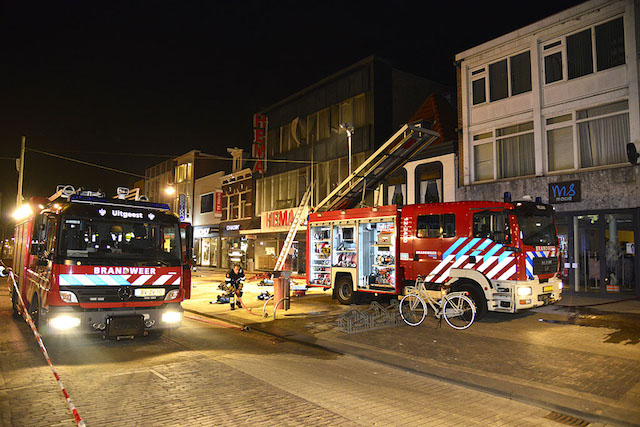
left=399, top=294, right=427, bottom=326
left=442, top=294, right=475, bottom=330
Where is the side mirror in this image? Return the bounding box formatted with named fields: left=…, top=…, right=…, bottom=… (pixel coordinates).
left=36, top=258, right=49, bottom=267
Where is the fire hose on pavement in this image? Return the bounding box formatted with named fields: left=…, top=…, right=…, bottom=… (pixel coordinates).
left=1, top=265, right=86, bottom=427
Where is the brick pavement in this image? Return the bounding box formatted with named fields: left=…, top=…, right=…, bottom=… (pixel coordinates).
left=184, top=272, right=640, bottom=425
left=1, top=276, right=596, bottom=427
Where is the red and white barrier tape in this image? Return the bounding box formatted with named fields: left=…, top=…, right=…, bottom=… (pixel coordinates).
left=7, top=271, right=86, bottom=427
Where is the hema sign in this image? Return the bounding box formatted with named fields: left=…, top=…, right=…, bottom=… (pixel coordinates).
left=261, top=207, right=308, bottom=231
left=549, top=180, right=581, bottom=203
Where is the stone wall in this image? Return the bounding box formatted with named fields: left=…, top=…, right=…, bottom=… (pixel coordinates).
left=456, top=165, right=640, bottom=212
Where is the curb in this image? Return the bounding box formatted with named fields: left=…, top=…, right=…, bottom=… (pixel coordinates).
left=184, top=305, right=639, bottom=427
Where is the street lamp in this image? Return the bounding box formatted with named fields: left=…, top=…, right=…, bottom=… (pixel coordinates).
left=339, top=123, right=355, bottom=177
left=164, top=186, right=176, bottom=195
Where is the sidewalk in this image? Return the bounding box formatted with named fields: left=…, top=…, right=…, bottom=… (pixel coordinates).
left=184, top=272, right=640, bottom=426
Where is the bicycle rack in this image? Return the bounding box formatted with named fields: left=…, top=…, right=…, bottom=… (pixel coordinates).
left=338, top=300, right=403, bottom=334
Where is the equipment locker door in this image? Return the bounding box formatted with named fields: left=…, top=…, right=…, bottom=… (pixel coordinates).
left=411, top=205, right=445, bottom=281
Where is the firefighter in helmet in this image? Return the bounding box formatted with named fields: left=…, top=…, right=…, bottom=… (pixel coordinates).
left=225, top=263, right=245, bottom=310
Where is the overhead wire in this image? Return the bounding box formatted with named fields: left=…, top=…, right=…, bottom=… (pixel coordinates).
left=27, top=148, right=146, bottom=178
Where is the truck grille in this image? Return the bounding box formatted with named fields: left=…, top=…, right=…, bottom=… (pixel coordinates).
left=532, top=257, right=558, bottom=275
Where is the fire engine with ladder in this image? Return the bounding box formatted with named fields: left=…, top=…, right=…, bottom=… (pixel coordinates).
left=273, top=120, right=563, bottom=319
left=9, top=185, right=193, bottom=338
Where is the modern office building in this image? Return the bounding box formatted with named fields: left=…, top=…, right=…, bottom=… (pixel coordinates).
left=244, top=56, right=454, bottom=272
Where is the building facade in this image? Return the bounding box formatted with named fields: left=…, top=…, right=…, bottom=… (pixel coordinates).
left=455, top=0, right=640, bottom=295
left=244, top=56, right=455, bottom=272
left=193, top=171, right=224, bottom=267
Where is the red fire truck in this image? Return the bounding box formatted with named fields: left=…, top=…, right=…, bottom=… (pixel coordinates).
left=10, top=186, right=192, bottom=338
left=307, top=199, right=562, bottom=319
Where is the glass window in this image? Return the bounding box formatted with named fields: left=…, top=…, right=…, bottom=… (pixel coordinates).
left=497, top=132, right=535, bottom=178
left=510, top=51, right=531, bottom=95
left=340, top=98, right=353, bottom=124
left=474, top=142, right=493, bottom=181
left=201, top=193, right=214, bottom=214
left=415, top=162, right=442, bottom=204
left=578, top=101, right=630, bottom=168
left=567, top=29, right=593, bottom=79
left=547, top=126, right=574, bottom=171
left=489, top=59, right=508, bottom=101
left=417, top=215, right=441, bottom=238
left=281, top=123, right=291, bottom=152
left=353, top=94, right=366, bottom=127
left=595, top=17, right=625, bottom=71
left=307, top=113, right=317, bottom=145
left=544, top=52, right=563, bottom=84
left=442, top=214, right=456, bottom=238
left=318, top=108, right=330, bottom=140
left=472, top=78, right=486, bottom=105
left=267, top=128, right=279, bottom=157
left=473, top=211, right=511, bottom=244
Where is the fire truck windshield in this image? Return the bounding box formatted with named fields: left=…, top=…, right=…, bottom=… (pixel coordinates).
left=57, top=216, right=181, bottom=266
left=514, top=205, right=558, bottom=247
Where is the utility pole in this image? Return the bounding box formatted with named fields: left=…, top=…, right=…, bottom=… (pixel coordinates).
left=16, top=136, right=26, bottom=208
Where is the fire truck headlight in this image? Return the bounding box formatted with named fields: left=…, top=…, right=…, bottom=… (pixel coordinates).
left=164, top=289, right=180, bottom=301
left=161, top=311, right=182, bottom=323
left=59, top=291, right=78, bottom=303
left=49, top=316, right=81, bottom=330
left=517, top=287, right=532, bottom=296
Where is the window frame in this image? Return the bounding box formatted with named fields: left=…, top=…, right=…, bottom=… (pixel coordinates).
left=471, top=121, right=535, bottom=182
left=470, top=49, right=532, bottom=107
left=542, top=15, right=626, bottom=86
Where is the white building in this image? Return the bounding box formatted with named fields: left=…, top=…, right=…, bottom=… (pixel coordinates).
left=455, top=0, right=640, bottom=295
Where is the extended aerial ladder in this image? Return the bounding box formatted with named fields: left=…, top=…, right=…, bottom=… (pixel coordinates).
left=273, top=120, right=440, bottom=272
left=314, top=120, right=439, bottom=212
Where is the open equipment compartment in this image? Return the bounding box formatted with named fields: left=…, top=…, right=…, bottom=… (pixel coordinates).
left=309, top=225, right=331, bottom=286
left=358, top=218, right=397, bottom=290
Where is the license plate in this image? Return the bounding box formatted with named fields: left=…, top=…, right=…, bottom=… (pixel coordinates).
left=106, top=315, right=144, bottom=338
left=135, top=288, right=165, bottom=297
left=543, top=285, right=553, bottom=293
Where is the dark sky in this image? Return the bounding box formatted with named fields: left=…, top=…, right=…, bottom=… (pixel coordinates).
left=0, top=0, right=585, bottom=227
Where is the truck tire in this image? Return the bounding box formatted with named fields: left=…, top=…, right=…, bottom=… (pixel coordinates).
left=29, top=294, right=46, bottom=335
left=456, top=282, right=488, bottom=320
left=11, top=287, right=21, bottom=319
left=335, top=276, right=359, bottom=305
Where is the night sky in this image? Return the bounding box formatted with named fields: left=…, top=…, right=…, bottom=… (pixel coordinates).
left=0, top=0, right=585, bottom=230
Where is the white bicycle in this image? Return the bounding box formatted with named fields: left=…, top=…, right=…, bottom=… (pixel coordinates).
left=399, top=276, right=476, bottom=330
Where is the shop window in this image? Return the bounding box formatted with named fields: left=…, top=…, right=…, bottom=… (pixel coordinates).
left=415, top=162, right=443, bottom=204
left=578, top=101, right=630, bottom=168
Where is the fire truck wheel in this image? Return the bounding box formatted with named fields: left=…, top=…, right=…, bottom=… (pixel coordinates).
left=457, top=282, right=487, bottom=320
left=336, top=276, right=359, bottom=305
left=29, top=294, right=46, bottom=334
left=11, top=287, right=21, bottom=319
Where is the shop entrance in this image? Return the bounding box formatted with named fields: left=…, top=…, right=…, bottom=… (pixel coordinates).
left=562, top=211, right=637, bottom=295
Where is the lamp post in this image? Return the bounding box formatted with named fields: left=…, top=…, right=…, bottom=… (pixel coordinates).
left=339, top=123, right=355, bottom=177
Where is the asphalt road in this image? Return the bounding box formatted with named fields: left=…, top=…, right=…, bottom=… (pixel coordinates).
left=1, top=278, right=598, bottom=427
